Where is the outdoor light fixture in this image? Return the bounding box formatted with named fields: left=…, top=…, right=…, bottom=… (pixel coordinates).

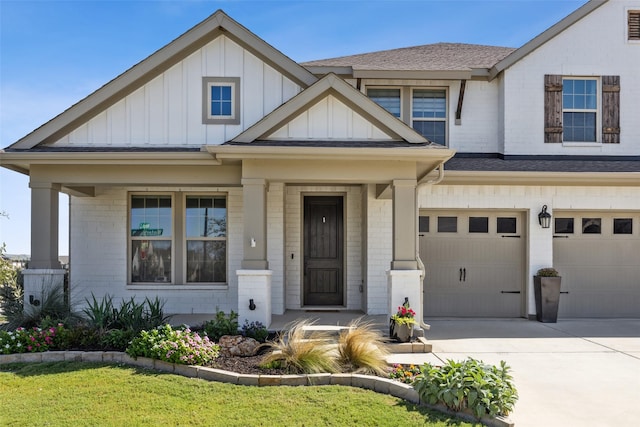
left=249, top=299, right=256, bottom=311
left=538, top=205, right=552, bottom=229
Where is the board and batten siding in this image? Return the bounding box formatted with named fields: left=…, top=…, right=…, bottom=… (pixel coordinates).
left=53, top=35, right=301, bottom=147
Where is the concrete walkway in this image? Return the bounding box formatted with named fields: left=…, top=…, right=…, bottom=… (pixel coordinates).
left=387, top=319, right=640, bottom=427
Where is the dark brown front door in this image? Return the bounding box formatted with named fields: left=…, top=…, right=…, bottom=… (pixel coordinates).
left=303, top=196, right=344, bottom=306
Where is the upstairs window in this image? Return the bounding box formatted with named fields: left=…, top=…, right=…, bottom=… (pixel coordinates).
left=562, top=79, right=597, bottom=142
left=202, top=77, right=240, bottom=125
left=412, top=89, right=446, bottom=145
left=367, top=88, right=401, bottom=117
left=629, top=10, right=640, bottom=41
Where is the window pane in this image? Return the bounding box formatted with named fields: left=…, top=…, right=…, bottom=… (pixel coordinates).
left=469, top=217, right=488, bottom=233
left=131, top=240, right=171, bottom=283
left=555, top=218, right=574, bottom=234
left=131, top=196, right=171, bottom=237
left=187, top=241, right=226, bottom=283
left=563, top=112, right=596, bottom=142
left=582, top=218, right=601, bottom=234
left=613, top=218, right=633, bottom=234
left=412, top=89, right=446, bottom=118
left=210, top=85, right=233, bottom=117
left=367, top=88, right=401, bottom=117
left=497, top=217, right=517, bottom=234
left=438, top=216, right=457, bottom=233
left=419, top=216, right=429, bottom=233
left=412, top=121, right=446, bottom=145
left=186, top=196, right=227, bottom=238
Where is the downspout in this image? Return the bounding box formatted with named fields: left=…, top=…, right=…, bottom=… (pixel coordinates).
left=415, top=162, right=446, bottom=331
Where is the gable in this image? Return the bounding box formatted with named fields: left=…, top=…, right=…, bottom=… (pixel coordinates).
left=9, top=10, right=317, bottom=150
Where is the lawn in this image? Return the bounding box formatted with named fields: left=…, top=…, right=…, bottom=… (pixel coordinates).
left=0, top=362, right=477, bottom=426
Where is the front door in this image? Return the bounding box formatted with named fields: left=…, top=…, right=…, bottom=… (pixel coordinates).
left=303, top=196, right=344, bottom=306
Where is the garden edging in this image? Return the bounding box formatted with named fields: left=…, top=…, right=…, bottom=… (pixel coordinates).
left=0, top=351, right=513, bottom=427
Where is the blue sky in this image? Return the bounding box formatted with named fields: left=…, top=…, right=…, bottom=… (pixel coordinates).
left=0, top=0, right=587, bottom=255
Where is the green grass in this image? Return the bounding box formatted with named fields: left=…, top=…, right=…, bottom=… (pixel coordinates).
left=0, top=362, right=478, bottom=426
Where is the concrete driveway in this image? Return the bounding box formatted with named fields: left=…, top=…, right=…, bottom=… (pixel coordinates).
left=387, top=319, right=640, bottom=427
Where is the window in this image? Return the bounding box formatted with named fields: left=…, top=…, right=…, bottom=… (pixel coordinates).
left=629, top=10, right=640, bottom=41
left=367, top=88, right=400, bottom=117
left=186, top=196, right=227, bottom=283
left=555, top=218, right=574, bottom=234
left=544, top=74, right=620, bottom=144
left=613, top=218, right=633, bottom=235
left=582, top=218, right=601, bottom=234
left=497, top=217, right=517, bottom=234
left=130, top=195, right=173, bottom=283
left=202, top=77, right=240, bottom=124
left=469, top=217, right=488, bottom=233
left=412, top=89, right=446, bottom=145
left=419, top=216, right=430, bottom=233
left=563, top=79, right=597, bottom=142
left=438, top=216, right=457, bottom=233
left=130, top=193, right=227, bottom=285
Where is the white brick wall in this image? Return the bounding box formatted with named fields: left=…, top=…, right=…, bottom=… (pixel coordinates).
left=69, top=186, right=243, bottom=315
left=267, top=183, right=285, bottom=314
left=365, top=184, right=393, bottom=314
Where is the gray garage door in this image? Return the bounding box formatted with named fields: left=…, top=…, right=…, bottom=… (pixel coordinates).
left=420, top=211, right=526, bottom=317
left=553, top=211, right=640, bottom=318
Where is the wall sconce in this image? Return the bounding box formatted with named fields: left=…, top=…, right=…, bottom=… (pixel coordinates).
left=250, top=238, right=256, bottom=248
left=29, top=295, right=41, bottom=306
left=538, top=205, right=552, bottom=229
left=249, top=299, right=256, bottom=311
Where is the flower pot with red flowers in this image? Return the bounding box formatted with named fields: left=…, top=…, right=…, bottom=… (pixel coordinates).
left=390, top=301, right=416, bottom=343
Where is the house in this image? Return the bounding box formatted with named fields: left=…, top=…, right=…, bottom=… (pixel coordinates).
left=1, top=0, right=638, bottom=328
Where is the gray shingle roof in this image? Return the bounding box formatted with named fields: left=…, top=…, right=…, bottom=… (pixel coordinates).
left=302, top=43, right=516, bottom=71
left=445, top=157, right=640, bottom=173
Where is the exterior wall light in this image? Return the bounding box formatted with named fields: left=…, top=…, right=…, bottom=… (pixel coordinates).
left=538, top=205, right=552, bottom=229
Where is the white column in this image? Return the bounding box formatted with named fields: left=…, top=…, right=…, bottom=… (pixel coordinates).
left=528, top=204, right=555, bottom=317
left=237, top=269, right=272, bottom=328
left=387, top=269, right=422, bottom=333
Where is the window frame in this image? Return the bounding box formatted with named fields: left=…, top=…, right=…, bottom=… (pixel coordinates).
left=366, top=87, right=402, bottom=118
left=202, top=77, right=241, bottom=125
left=562, top=77, right=600, bottom=143
left=410, top=87, right=448, bottom=146
left=128, top=192, right=229, bottom=287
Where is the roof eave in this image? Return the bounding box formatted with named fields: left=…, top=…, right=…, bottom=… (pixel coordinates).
left=442, top=169, right=640, bottom=186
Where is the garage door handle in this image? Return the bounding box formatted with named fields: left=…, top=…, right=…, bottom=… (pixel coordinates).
left=500, top=291, right=521, bottom=294
left=459, top=268, right=463, bottom=282
left=553, top=235, right=569, bottom=239
left=463, top=268, right=466, bottom=282
left=501, top=235, right=521, bottom=238
left=560, top=291, right=569, bottom=294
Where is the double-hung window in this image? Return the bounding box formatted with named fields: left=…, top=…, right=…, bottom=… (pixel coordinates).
left=412, top=89, right=446, bottom=145
left=202, top=77, right=240, bottom=125
left=562, top=78, right=597, bottom=142
left=367, top=88, right=401, bottom=117
left=129, top=193, right=227, bottom=285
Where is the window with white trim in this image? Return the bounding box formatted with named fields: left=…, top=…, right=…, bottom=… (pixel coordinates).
left=562, top=78, right=598, bottom=142
left=367, top=88, right=401, bottom=117
left=412, top=89, right=446, bottom=145
left=202, top=77, right=240, bottom=125
left=129, top=193, right=227, bottom=285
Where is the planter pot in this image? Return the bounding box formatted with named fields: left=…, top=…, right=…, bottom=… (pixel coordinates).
left=390, top=319, right=414, bottom=343
left=533, top=276, right=562, bottom=323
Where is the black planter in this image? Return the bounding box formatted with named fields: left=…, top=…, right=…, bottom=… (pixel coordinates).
left=534, top=276, right=562, bottom=323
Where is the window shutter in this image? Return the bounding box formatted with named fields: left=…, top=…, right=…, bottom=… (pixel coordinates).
left=602, top=75, right=620, bottom=144
left=629, top=11, right=640, bottom=40
left=544, top=75, right=563, bottom=143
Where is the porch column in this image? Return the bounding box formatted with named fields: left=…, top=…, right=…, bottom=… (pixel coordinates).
left=391, top=179, right=417, bottom=270
left=29, top=182, right=62, bottom=269
left=241, top=178, right=268, bottom=269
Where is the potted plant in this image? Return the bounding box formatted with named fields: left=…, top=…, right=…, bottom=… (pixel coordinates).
left=390, top=300, right=416, bottom=342
left=533, top=268, right=562, bottom=323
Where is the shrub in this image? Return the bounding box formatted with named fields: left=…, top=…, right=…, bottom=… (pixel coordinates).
left=241, top=320, right=268, bottom=343
left=389, top=363, right=421, bottom=384
left=414, top=358, right=518, bottom=418
left=0, top=324, right=66, bottom=354
left=126, top=324, right=219, bottom=365
left=337, top=319, right=389, bottom=375
left=260, top=320, right=339, bottom=374
left=202, top=310, right=239, bottom=341
left=0, top=247, right=22, bottom=328
left=536, top=268, right=559, bottom=277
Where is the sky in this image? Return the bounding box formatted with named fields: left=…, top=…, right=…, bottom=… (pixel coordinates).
left=0, top=0, right=588, bottom=256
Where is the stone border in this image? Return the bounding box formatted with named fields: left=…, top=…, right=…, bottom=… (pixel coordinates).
left=0, top=351, right=512, bottom=427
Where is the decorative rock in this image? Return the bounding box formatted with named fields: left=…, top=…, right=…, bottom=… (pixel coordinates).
left=218, top=335, right=260, bottom=357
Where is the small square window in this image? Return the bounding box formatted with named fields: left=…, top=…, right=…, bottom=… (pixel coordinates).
left=469, top=217, right=488, bottom=233
left=438, top=216, right=457, bottom=233
left=202, top=77, right=240, bottom=125
left=582, top=218, right=601, bottom=234
left=555, top=218, right=574, bottom=234
left=419, top=216, right=430, bottom=233
left=497, top=217, right=517, bottom=234
left=613, top=218, right=633, bottom=234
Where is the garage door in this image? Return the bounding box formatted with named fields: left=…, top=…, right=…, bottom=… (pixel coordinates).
left=420, top=211, right=525, bottom=317
left=553, top=212, right=640, bottom=318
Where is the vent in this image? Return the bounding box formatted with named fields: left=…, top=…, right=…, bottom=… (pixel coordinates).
left=629, top=10, right=640, bottom=40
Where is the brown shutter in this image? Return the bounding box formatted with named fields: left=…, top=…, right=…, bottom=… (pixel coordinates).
left=544, top=75, right=563, bottom=143
left=629, top=11, right=640, bottom=40
left=602, top=75, right=620, bottom=144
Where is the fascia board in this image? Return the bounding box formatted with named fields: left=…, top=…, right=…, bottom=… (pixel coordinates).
left=489, top=0, right=608, bottom=80
left=352, top=69, right=473, bottom=80
left=303, top=66, right=354, bottom=77
left=442, top=170, right=640, bottom=187
left=0, top=151, right=218, bottom=167
left=232, top=73, right=429, bottom=144
left=9, top=10, right=317, bottom=150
